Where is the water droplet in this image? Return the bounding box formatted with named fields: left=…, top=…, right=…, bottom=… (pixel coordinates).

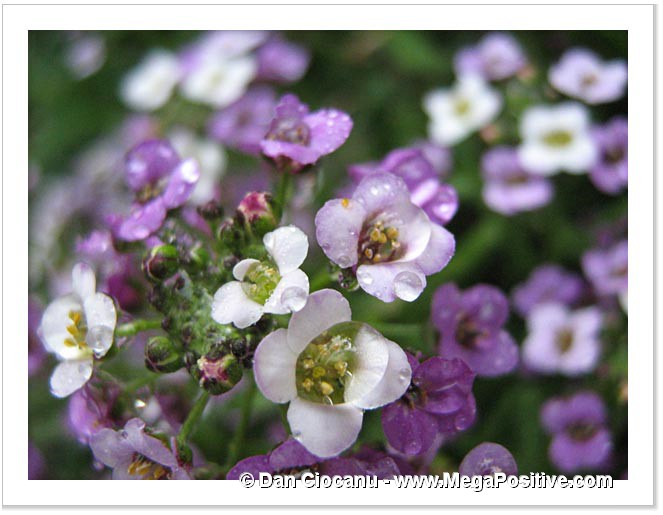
left=398, top=367, right=411, bottom=384
left=336, top=255, right=352, bottom=268
left=281, top=287, right=307, bottom=312
left=357, top=268, right=373, bottom=285
left=370, top=186, right=380, bottom=196
left=87, top=325, right=113, bottom=357
left=326, top=120, right=334, bottom=127
left=394, top=271, right=423, bottom=302
left=134, top=399, right=146, bottom=409
left=292, top=430, right=302, bottom=438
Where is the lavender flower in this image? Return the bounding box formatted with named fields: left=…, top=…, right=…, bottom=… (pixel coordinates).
left=481, top=146, right=553, bottom=215
left=432, top=283, right=519, bottom=377
left=256, top=37, right=310, bottom=83
left=382, top=354, right=476, bottom=456
left=261, top=94, right=353, bottom=172
left=459, top=442, right=518, bottom=477
left=67, top=385, right=120, bottom=445
left=90, top=418, right=191, bottom=479
left=208, top=86, right=277, bottom=155
left=454, top=33, right=527, bottom=81
left=582, top=240, right=628, bottom=299
left=316, top=172, right=455, bottom=303
left=29, top=300, right=46, bottom=376
left=511, top=264, right=585, bottom=318
left=348, top=146, right=458, bottom=225
left=589, top=117, right=628, bottom=195
left=112, top=139, right=200, bottom=241
left=549, top=48, right=627, bottom=105
left=541, top=391, right=613, bottom=472
left=253, top=289, right=411, bottom=457
left=522, top=303, right=602, bottom=376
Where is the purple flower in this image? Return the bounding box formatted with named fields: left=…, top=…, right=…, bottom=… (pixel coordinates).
left=590, top=117, right=628, bottom=195
left=512, top=264, right=585, bottom=318
left=541, top=391, right=613, bottom=473
left=582, top=240, right=628, bottom=298
left=522, top=303, right=602, bottom=376
left=67, top=385, right=121, bottom=445
left=28, top=442, right=45, bottom=480
left=256, top=37, right=310, bottom=83
left=316, top=172, right=455, bottom=303
left=348, top=146, right=458, bottom=225
left=208, top=86, right=277, bottom=155
left=261, top=94, right=353, bottom=172
left=90, top=418, right=191, bottom=479
left=227, top=439, right=409, bottom=479
left=549, top=48, right=627, bottom=105
left=481, top=146, right=553, bottom=216
left=113, top=140, right=200, bottom=241
left=29, top=299, right=46, bottom=376
left=382, top=355, right=476, bottom=456
left=432, top=283, right=519, bottom=377
left=459, top=442, right=518, bottom=477
left=413, top=140, right=453, bottom=178
left=455, top=32, right=527, bottom=81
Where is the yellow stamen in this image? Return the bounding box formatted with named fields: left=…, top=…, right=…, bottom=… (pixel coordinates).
left=319, top=381, right=334, bottom=396
left=341, top=198, right=350, bottom=208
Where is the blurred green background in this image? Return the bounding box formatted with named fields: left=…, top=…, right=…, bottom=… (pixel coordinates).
left=29, top=30, right=627, bottom=479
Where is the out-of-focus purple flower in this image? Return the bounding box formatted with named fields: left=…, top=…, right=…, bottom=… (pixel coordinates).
left=209, top=87, right=277, bottom=155
left=67, top=385, right=121, bottom=445
left=348, top=147, right=458, bottom=226
left=541, top=391, right=613, bottom=473
left=90, top=418, right=191, bottom=479
left=316, top=173, right=455, bottom=303
left=455, top=32, right=527, bottom=81
left=382, top=354, right=476, bottom=456
left=459, top=442, right=518, bottom=477
left=522, top=303, right=602, bottom=376
left=64, top=33, right=106, bottom=80
left=28, top=442, right=45, bottom=480
left=590, top=117, right=628, bottom=195
left=512, top=264, right=585, bottom=318
left=227, top=439, right=408, bottom=479
left=257, top=37, right=310, bottom=83
left=549, top=48, right=627, bottom=105
left=29, top=299, right=46, bottom=376
left=481, top=146, right=553, bottom=216
left=412, top=140, right=453, bottom=178
left=432, top=283, right=519, bottom=377
left=261, top=94, right=353, bottom=172
left=112, top=140, right=200, bottom=241
left=582, top=240, right=627, bottom=299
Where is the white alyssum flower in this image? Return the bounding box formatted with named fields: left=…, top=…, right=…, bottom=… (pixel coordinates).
left=169, top=128, right=227, bottom=204
left=253, top=289, right=412, bottom=457
left=423, top=75, right=502, bottom=146
left=211, top=226, right=310, bottom=329
left=120, top=50, right=181, bottom=112
left=39, top=263, right=117, bottom=398
left=517, top=102, right=598, bottom=176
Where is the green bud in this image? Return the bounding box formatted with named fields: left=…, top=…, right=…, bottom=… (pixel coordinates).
left=143, top=244, right=179, bottom=282
left=194, top=353, right=243, bottom=395
left=188, top=244, right=210, bottom=270
left=145, top=336, right=184, bottom=373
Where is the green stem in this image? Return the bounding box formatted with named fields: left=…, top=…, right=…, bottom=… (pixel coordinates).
left=177, top=391, right=210, bottom=446
left=274, top=173, right=294, bottom=222
left=115, top=319, right=162, bottom=338
left=226, top=374, right=257, bottom=466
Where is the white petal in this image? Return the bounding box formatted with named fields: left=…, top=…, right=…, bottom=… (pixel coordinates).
left=50, top=359, right=93, bottom=398
left=72, top=262, right=96, bottom=300
left=83, top=292, right=117, bottom=330
left=343, top=325, right=390, bottom=404
left=287, top=397, right=364, bottom=458
left=263, top=269, right=310, bottom=315
left=120, top=50, right=179, bottom=112
left=287, top=289, right=352, bottom=354
left=353, top=339, right=411, bottom=409
left=40, top=295, right=86, bottom=360
left=211, top=281, right=264, bottom=329
left=253, top=329, right=298, bottom=403
left=232, top=258, right=260, bottom=281
left=264, top=225, right=309, bottom=275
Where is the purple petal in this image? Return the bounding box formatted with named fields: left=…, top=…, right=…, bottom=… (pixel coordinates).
left=315, top=198, right=366, bottom=268
left=125, top=140, right=180, bottom=192
left=269, top=439, right=320, bottom=471
left=161, top=158, right=200, bottom=209
left=381, top=402, right=439, bottom=456
left=115, top=200, right=167, bottom=241
left=459, top=442, right=518, bottom=477
left=226, top=455, right=272, bottom=480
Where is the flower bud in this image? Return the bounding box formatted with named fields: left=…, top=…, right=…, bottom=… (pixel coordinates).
left=237, top=192, right=278, bottom=236
left=194, top=353, right=243, bottom=395
left=143, top=244, right=179, bottom=282
left=196, top=200, right=224, bottom=221
left=145, top=336, right=184, bottom=373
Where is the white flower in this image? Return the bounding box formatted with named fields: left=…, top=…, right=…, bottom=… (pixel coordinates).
left=39, top=263, right=117, bottom=398
left=169, top=128, right=227, bottom=204
left=211, top=226, right=310, bottom=329
left=120, top=50, right=181, bottom=112
left=423, top=75, right=502, bottom=146
left=253, top=289, right=411, bottom=457
left=517, top=102, right=598, bottom=176
left=180, top=54, right=257, bottom=109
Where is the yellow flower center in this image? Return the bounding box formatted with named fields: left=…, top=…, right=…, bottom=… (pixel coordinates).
left=64, top=310, right=89, bottom=351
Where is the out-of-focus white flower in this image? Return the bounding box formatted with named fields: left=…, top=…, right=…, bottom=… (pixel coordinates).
left=518, top=102, right=598, bottom=176
left=423, top=75, right=502, bottom=146
left=120, top=50, right=181, bottom=112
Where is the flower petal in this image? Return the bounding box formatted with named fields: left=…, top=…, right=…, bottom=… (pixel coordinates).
left=89, top=428, right=134, bottom=468
left=232, top=258, right=260, bottom=281
left=305, top=109, right=353, bottom=157
left=72, top=262, right=96, bottom=300
left=287, top=289, right=351, bottom=354
left=356, top=262, right=426, bottom=303
left=263, top=225, right=309, bottom=275
left=287, top=397, right=363, bottom=458
left=254, top=328, right=298, bottom=403
left=50, top=358, right=93, bottom=398
left=83, top=293, right=117, bottom=358
left=161, top=158, right=200, bottom=209
left=343, top=325, right=390, bottom=405
left=125, top=418, right=177, bottom=468
left=381, top=402, right=439, bottom=456
left=315, top=198, right=366, bottom=268
left=263, top=269, right=310, bottom=315
left=414, top=223, right=455, bottom=275
left=40, top=295, right=85, bottom=359
left=211, top=281, right=264, bottom=329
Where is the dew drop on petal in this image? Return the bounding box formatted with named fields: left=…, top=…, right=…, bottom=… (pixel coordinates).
left=356, top=268, right=373, bottom=285
left=87, top=325, right=113, bottom=357
left=292, top=430, right=302, bottom=438
left=281, top=286, right=307, bottom=312
left=394, top=271, right=423, bottom=302
left=336, top=255, right=352, bottom=268
left=398, top=367, right=411, bottom=384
